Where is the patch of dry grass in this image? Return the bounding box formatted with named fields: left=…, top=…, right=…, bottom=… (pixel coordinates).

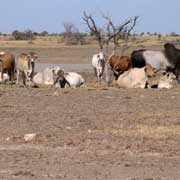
left=92, top=125, right=180, bottom=139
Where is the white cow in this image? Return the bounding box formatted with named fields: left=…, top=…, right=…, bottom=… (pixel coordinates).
left=33, top=66, right=61, bottom=85
left=117, top=67, right=148, bottom=88
left=92, top=52, right=105, bottom=83
left=64, top=72, right=85, bottom=88
left=158, top=72, right=175, bottom=89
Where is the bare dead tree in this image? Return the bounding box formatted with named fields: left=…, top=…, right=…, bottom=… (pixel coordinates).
left=103, top=15, right=138, bottom=55
left=63, top=22, right=82, bottom=45
left=83, top=11, right=138, bottom=56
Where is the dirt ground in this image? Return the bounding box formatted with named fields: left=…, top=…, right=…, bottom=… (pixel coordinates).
left=1, top=46, right=180, bottom=180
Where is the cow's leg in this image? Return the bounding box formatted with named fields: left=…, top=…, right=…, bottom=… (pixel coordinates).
left=1, top=69, right=3, bottom=82
left=97, top=68, right=102, bottom=83
left=9, top=67, right=14, bottom=84
left=16, top=70, right=20, bottom=84
left=22, top=72, right=26, bottom=86
left=93, top=67, right=98, bottom=82
left=93, top=67, right=97, bottom=76
left=98, top=73, right=102, bottom=84
left=97, top=72, right=101, bottom=83
left=24, top=72, right=32, bottom=87
left=9, top=71, right=14, bottom=85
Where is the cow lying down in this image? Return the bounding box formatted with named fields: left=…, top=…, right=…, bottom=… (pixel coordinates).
left=116, top=66, right=175, bottom=89
left=33, top=66, right=61, bottom=85
left=151, top=72, right=175, bottom=89
left=33, top=67, right=85, bottom=88
left=116, top=67, right=148, bottom=88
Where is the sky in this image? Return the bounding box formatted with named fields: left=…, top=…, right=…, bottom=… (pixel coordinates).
left=0, top=0, right=179, bottom=34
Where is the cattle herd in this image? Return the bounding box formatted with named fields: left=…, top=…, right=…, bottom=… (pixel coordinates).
left=0, top=42, right=180, bottom=89
left=93, top=42, right=180, bottom=89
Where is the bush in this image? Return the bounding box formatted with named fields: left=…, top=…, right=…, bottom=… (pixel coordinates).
left=62, top=22, right=86, bottom=45
left=170, top=32, right=179, bottom=36
left=39, top=31, right=49, bottom=36
left=12, top=30, right=35, bottom=40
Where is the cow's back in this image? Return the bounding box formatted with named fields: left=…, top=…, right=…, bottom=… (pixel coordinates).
left=131, top=49, right=146, bottom=68
left=65, top=72, right=85, bottom=87
left=0, top=53, right=15, bottom=71
left=117, top=68, right=147, bottom=88
left=109, top=55, right=131, bottom=71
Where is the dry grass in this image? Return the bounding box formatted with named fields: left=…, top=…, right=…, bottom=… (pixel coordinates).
left=0, top=34, right=180, bottom=50
left=92, top=125, right=180, bottom=139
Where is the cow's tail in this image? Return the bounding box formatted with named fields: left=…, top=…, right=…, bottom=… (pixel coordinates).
left=12, top=55, right=16, bottom=82
left=0, top=59, right=3, bottom=66
left=0, top=59, right=3, bottom=75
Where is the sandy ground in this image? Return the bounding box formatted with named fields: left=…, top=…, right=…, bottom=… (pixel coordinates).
left=0, top=46, right=180, bottom=179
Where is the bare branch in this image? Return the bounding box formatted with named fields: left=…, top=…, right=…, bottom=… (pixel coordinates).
left=103, top=15, right=116, bottom=32
left=127, top=16, right=139, bottom=35
left=83, top=11, right=103, bottom=50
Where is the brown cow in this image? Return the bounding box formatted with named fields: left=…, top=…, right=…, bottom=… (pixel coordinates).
left=0, top=52, right=15, bottom=83
left=108, top=55, right=131, bottom=80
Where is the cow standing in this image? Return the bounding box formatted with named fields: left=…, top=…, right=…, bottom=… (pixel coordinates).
left=108, top=55, right=131, bottom=80
left=92, top=52, right=105, bottom=83
left=16, top=52, right=38, bottom=86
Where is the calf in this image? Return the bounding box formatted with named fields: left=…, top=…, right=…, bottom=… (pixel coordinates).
left=108, top=55, right=131, bottom=80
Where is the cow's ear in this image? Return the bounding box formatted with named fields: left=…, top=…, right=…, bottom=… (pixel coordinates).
left=153, top=68, right=157, bottom=73
left=52, top=69, right=55, bottom=75
left=27, top=54, right=31, bottom=59
left=57, top=69, right=65, bottom=77
left=34, top=55, right=38, bottom=59
left=144, top=66, right=147, bottom=73
left=163, top=71, right=166, bottom=76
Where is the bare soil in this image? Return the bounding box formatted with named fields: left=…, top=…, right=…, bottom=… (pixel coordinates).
left=0, top=46, right=180, bottom=180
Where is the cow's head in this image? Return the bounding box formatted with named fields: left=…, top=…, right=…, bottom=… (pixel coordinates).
left=28, top=52, right=38, bottom=63
left=26, top=52, right=38, bottom=78
left=52, top=68, right=69, bottom=88
left=25, top=58, right=33, bottom=81
left=145, top=64, right=156, bottom=77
